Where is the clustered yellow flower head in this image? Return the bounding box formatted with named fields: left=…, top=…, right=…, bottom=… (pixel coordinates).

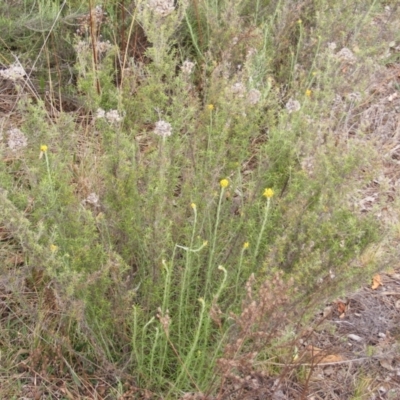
left=40, top=145, right=48, bottom=152
left=263, top=188, right=274, bottom=198
left=220, top=178, right=229, bottom=188
left=305, top=89, right=312, bottom=97
left=243, top=242, right=249, bottom=249
left=191, top=203, right=196, bottom=210
left=207, top=104, right=214, bottom=111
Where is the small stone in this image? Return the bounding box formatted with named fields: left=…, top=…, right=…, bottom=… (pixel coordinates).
left=348, top=334, right=362, bottom=342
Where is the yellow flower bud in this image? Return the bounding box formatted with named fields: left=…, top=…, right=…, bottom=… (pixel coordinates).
left=263, top=188, right=274, bottom=198
left=220, top=179, right=229, bottom=188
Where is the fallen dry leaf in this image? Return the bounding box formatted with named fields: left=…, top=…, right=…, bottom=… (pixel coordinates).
left=371, top=274, right=382, bottom=290
left=319, top=354, right=344, bottom=363
left=337, top=300, right=347, bottom=314
left=303, top=346, right=345, bottom=364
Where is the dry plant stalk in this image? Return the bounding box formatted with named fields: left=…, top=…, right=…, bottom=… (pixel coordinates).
left=215, top=272, right=294, bottom=398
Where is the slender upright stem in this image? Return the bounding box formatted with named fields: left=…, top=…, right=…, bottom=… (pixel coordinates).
left=206, top=185, right=225, bottom=296
left=254, top=197, right=272, bottom=262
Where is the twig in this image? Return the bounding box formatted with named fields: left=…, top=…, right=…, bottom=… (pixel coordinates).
left=255, top=356, right=375, bottom=367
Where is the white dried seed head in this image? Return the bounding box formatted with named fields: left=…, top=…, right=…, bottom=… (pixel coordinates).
left=85, top=192, right=100, bottom=206
left=247, top=89, right=261, bottom=105
left=231, top=82, right=246, bottom=97
left=154, top=120, right=172, bottom=137
left=336, top=47, right=356, bottom=63
left=0, top=63, right=26, bottom=81
left=96, top=40, right=113, bottom=53
left=105, top=109, right=123, bottom=123
left=327, top=42, right=337, bottom=51
left=95, top=108, right=106, bottom=119
left=181, top=60, right=195, bottom=75
left=147, top=0, right=175, bottom=17
left=285, top=98, right=301, bottom=113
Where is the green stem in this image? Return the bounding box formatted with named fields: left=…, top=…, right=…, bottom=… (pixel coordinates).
left=205, top=108, right=213, bottom=171
left=254, top=198, right=272, bottom=263
left=193, top=266, right=227, bottom=380
left=184, top=7, right=205, bottom=61
left=206, top=186, right=225, bottom=296
left=161, top=258, right=173, bottom=313
left=132, top=306, right=140, bottom=364
left=214, top=265, right=227, bottom=301
left=236, top=248, right=246, bottom=299
left=140, top=317, right=155, bottom=369
left=149, top=327, right=160, bottom=380
left=174, top=298, right=206, bottom=389
left=44, top=151, right=52, bottom=186
left=178, top=205, right=198, bottom=345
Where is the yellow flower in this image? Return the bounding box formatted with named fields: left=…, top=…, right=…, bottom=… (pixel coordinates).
left=40, top=145, right=48, bottom=152
left=243, top=242, right=249, bottom=249
left=305, top=89, right=312, bottom=97
left=312, top=71, right=317, bottom=76
left=263, top=188, right=274, bottom=198
left=191, top=203, right=196, bottom=210
left=203, top=240, right=208, bottom=247
left=207, top=104, right=214, bottom=111
left=220, top=178, right=229, bottom=188
left=50, top=244, right=58, bottom=253
left=297, top=19, right=302, bottom=24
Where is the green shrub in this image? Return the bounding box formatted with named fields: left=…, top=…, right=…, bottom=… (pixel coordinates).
left=0, top=0, right=395, bottom=398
